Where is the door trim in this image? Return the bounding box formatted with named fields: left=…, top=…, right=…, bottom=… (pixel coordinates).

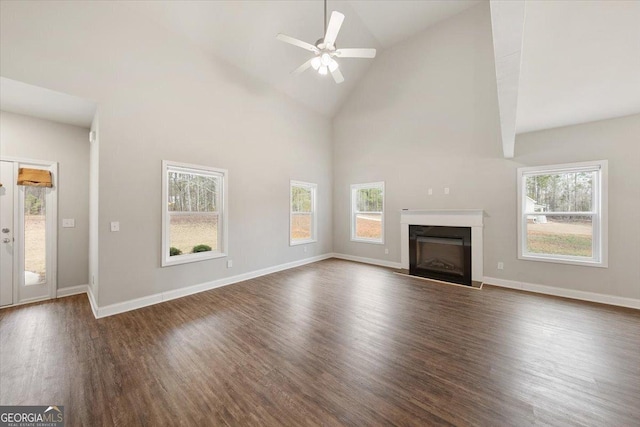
left=0, top=156, right=58, bottom=306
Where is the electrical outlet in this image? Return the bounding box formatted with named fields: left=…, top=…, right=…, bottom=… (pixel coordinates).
left=227, top=260, right=233, bottom=268
left=497, top=262, right=504, bottom=270
left=384, top=248, right=389, bottom=254
left=303, top=246, right=308, bottom=253
left=444, top=187, right=450, bottom=195
left=428, top=188, right=433, bottom=195
left=110, top=221, right=120, bottom=232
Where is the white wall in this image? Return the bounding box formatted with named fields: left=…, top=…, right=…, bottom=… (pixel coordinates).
left=0, top=110, right=90, bottom=290
left=0, top=1, right=333, bottom=306
left=2, top=1, right=636, bottom=308
left=333, top=3, right=502, bottom=265
left=333, top=3, right=640, bottom=300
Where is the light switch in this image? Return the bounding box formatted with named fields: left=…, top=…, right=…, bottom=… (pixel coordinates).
left=62, top=219, right=75, bottom=228
left=428, top=188, right=433, bottom=195
left=110, top=221, right=120, bottom=232
left=444, top=187, right=450, bottom=195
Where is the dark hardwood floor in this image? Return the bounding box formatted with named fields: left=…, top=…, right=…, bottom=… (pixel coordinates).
left=1, top=259, right=639, bottom=426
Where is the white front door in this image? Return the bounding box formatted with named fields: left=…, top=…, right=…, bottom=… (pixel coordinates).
left=0, top=161, right=14, bottom=306
left=0, top=159, right=57, bottom=306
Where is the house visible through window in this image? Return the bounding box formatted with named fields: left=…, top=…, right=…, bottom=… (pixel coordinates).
left=517, top=161, right=607, bottom=267
left=290, top=181, right=317, bottom=245
left=351, top=182, right=384, bottom=244
left=162, top=161, right=228, bottom=267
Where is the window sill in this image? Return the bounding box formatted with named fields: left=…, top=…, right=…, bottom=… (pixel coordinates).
left=351, top=238, right=384, bottom=245
left=519, top=253, right=607, bottom=268
left=162, top=251, right=227, bottom=267
left=290, top=239, right=317, bottom=247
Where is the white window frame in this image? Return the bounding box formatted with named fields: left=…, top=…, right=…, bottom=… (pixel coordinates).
left=350, top=181, right=385, bottom=244
left=517, top=160, right=608, bottom=268
left=289, top=180, right=317, bottom=246
left=161, top=160, right=228, bottom=267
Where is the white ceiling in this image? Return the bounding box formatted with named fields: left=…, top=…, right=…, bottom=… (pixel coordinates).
left=124, top=0, right=481, bottom=117
left=349, top=0, right=481, bottom=48
left=516, top=0, right=640, bottom=134
left=4, top=1, right=635, bottom=138
left=0, top=77, right=97, bottom=128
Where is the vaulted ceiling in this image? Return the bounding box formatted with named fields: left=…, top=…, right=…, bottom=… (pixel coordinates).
left=3, top=1, right=638, bottom=157
left=123, top=0, right=481, bottom=117
left=491, top=0, right=640, bottom=157
left=124, top=0, right=640, bottom=158
left=516, top=0, right=640, bottom=134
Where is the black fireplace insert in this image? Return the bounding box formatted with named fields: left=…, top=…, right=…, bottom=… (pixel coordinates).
left=409, top=225, right=471, bottom=286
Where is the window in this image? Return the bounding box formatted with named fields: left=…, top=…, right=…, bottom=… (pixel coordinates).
left=290, top=181, right=317, bottom=245
left=24, top=186, right=47, bottom=285
left=517, top=160, right=607, bottom=267
left=162, top=161, right=228, bottom=267
left=351, top=182, right=384, bottom=244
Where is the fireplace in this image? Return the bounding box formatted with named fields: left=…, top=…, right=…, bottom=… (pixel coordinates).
left=401, top=209, right=483, bottom=285
left=409, top=225, right=471, bottom=286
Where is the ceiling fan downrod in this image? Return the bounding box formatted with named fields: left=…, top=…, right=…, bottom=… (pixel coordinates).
left=324, top=0, right=327, bottom=37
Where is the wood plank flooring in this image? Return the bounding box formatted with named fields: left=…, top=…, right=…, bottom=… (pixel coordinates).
left=1, top=259, right=639, bottom=426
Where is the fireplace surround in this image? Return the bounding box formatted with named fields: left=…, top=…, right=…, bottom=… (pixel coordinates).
left=401, top=209, right=484, bottom=284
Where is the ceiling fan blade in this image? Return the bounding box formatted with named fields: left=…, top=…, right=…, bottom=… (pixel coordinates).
left=335, top=48, right=377, bottom=58
left=292, top=58, right=314, bottom=76
left=276, top=33, right=318, bottom=53
left=324, top=11, right=345, bottom=47
left=330, top=67, right=344, bottom=84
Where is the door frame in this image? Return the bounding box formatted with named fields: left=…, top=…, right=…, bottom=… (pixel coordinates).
left=0, top=156, right=58, bottom=306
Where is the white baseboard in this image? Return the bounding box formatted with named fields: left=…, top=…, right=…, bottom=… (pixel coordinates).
left=57, top=284, right=88, bottom=298
left=483, top=276, right=640, bottom=310
left=331, top=253, right=403, bottom=269
left=86, top=285, right=98, bottom=318
left=95, top=254, right=334, bottom=318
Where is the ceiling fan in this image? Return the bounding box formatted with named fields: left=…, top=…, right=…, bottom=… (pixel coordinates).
left=276, top=0, right=376, bottom=84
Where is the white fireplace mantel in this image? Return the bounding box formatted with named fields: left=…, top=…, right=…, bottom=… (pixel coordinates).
left=400, top=209, right=484, bottom=282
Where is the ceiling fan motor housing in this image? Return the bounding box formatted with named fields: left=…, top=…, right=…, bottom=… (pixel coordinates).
left=315, top=39, right=336, bottom=51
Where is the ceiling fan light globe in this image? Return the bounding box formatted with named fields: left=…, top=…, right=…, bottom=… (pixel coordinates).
left=321, top=53, right=332, bottom=66
left=318, top=66, right=328, bottom=76
left=311, top=57, right=322, bottom=70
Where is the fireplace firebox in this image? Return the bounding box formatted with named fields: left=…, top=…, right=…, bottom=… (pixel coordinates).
left=409, top=225, right=471, bottom=286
